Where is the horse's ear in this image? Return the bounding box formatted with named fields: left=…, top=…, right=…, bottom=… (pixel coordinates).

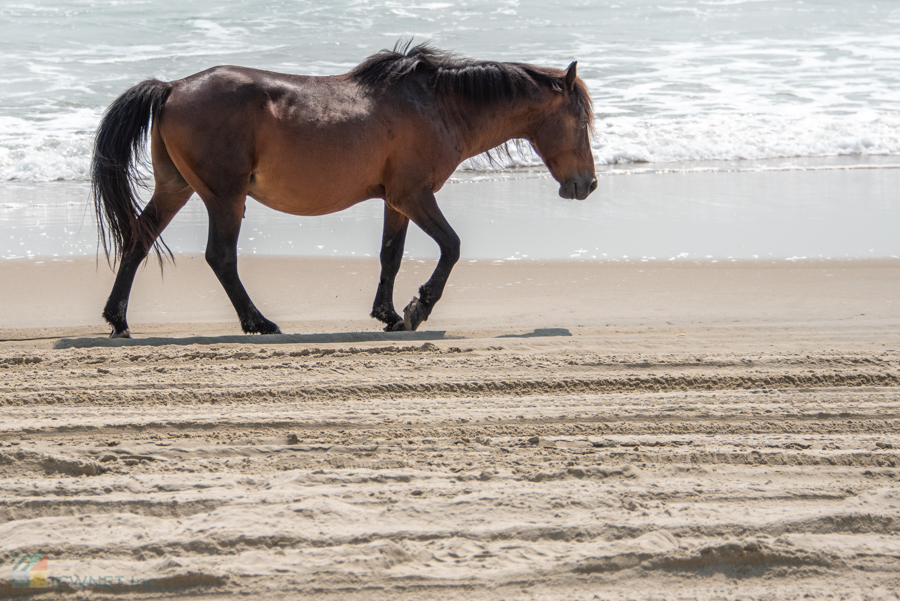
left=564, top=61, right=577, bottom=92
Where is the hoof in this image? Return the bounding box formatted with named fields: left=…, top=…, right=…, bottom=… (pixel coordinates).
left=244, top=318, right=281, bottom=335
left=383, top=321, right=407, bottom=332
left=109, top=328, right=131, bottom=339
left=403, top=296, right=427, bottom=332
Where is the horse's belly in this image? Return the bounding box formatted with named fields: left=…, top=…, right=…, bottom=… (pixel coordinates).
left=248, top=173, right=378, bottom=217
left=248, top=121, right=388, bottom=216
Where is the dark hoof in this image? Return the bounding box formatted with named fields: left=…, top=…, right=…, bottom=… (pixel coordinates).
left=403, top=296, right=427, bottom=332
left=109, top=328, right=131, bottom=339
left=245, top=318, right=281, bottom=335
left=383, top=321, right=407, bottom=332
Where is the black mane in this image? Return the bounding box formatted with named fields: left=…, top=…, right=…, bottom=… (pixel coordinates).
left=351, top=43, right=593, bottom=122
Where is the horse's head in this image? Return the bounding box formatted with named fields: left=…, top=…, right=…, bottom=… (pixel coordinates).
left=530, top=62, right=597, bottom=200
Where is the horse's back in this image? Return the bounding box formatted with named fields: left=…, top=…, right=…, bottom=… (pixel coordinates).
left=157, top=66, right=460, bottom=215
left=157, top=67, right=422, bottom=213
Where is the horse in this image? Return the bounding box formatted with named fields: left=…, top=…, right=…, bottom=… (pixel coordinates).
left=92, top=43, right=597, bottom=338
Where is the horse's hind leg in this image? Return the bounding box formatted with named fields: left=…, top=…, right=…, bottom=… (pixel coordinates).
left=103, top=182, right=192, bottom=338
left=371, top=203, right=410, bottom=331
left=390, top=188, right=460, bottom=331
left=202, top=196, right=280, bottom=335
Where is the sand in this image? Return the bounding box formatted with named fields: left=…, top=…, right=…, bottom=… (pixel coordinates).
left=1, top=257, right=899, bottom=599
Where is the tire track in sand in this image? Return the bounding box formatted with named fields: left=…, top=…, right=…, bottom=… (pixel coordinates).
left=0, top=344, right=898, bottom=599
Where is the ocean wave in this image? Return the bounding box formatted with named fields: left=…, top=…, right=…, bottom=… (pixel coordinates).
left=0, top=110, right=99, bottom=182
left=2, top=0, right=899, bottom=183
left=590, top=113, right=900, bottom=165
left=457, top=112, right=900, bottom=175
left=3, top=111, right=898, bottom=183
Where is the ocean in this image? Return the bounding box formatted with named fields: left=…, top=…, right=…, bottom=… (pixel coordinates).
left=1, top=0, right=899, bottom=260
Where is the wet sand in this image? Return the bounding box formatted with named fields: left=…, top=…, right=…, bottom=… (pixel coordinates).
left=1, top=257, right=899, bottom=599
left=2, top=255, right=899, bottom=344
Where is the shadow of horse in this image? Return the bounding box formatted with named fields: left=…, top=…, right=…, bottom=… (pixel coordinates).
left=54, top=330, right=450, bottom=350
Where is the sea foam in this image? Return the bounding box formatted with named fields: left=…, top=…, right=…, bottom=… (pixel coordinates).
left=1, top=0, right=898, bottom=182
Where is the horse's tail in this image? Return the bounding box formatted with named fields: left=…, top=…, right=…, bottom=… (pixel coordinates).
left=91, top=78, right=173, bottom=265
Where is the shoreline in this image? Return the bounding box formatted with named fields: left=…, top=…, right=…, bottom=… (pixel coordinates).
left=3, top=163, right=900, bottom=261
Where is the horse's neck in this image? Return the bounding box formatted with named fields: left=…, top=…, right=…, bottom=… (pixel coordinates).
left=450, top=98, right=540, bottom=161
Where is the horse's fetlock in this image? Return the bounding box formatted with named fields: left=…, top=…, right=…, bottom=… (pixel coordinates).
left=416, top=286, right=438, bottom=316
left=103, top=298, right=129, bottom=331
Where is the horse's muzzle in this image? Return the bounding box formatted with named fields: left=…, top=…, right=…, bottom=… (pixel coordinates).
left=559, top=176, right=598, bottom=201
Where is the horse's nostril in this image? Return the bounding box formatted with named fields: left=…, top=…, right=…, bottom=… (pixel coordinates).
left=589, top=177, right=598, bottom=193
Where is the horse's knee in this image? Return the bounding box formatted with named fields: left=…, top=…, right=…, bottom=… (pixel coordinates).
left=442, top=232, right=461, bottom=265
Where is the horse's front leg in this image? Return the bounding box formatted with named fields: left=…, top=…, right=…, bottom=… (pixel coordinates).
left=371, top=203, right=410, bottom=331
left=392, top=188, right=460, bottom=331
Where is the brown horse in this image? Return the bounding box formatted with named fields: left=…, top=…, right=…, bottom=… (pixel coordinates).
left=92, top=44, right=596, bottom=338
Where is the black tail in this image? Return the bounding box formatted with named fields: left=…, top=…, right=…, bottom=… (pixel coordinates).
left=91, top=79, right=173, bottom=265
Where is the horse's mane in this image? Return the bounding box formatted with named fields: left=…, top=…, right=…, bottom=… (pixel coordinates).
left=351, top=42, right=593, bottom=124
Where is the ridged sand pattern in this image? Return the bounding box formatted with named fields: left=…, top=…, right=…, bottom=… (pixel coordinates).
left=1, top=343, right=898, bottom=599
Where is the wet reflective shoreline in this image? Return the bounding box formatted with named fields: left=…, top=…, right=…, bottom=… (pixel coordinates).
left=3, top=161, right=899, bottom=262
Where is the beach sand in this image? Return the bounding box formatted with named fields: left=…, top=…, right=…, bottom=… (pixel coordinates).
left=1, top=257, right=899, bottom=599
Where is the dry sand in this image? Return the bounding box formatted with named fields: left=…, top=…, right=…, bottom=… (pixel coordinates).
left=1, top=257, right=899, bottom=599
